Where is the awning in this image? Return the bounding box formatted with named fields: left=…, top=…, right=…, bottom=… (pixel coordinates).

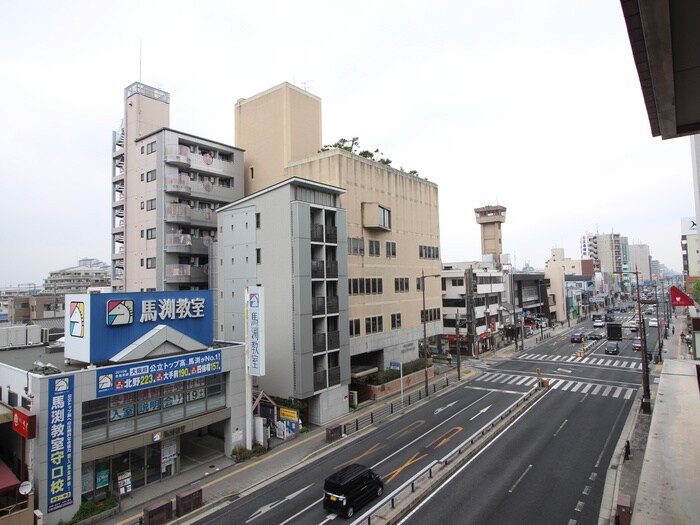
left=0, top=461, right=20, bottom=493
left=0, top=404, right=12, bottom=424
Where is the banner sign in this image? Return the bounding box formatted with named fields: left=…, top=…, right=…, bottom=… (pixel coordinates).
left=246, top=286, right=265, bottom=376
left=48, top=376, right=74, bottom=513
left=96, top=350, right=222, bottom=398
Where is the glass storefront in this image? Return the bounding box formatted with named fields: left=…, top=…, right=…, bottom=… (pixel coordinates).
left=80, top=374, right=225, bottom=501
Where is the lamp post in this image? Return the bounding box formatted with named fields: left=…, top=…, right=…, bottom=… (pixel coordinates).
left=421, top=269, right=442, bottom=397
left=653, top=281, right=663, bottom=362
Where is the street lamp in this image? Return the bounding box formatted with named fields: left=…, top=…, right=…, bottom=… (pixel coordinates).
left=421, top=269, right=442, bottom=397
left=653, top=282, right=663, bottom=362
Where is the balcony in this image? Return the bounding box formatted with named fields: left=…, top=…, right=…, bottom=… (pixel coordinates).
left=191, top=236, right=213, bottom=254
left=165, top=203, right=192, bottom=225
left=312, top=296, right=326, bottom=315
left=327, top=330, right=340, bottom=350
left=189, top=152, right=232, bottom=176
left=326, top=295, right=339, bottom=314
left=311, top=260, right=325, bottom=279
left=326, top=260, right=338, bottom=278
left=311, top=224, right=324, bottom=242
left=165, top=174, right=191, bottom=195
left=328, top=366, right=341, bottom=387
left=165, top=233, right=192, bottom=253
left=313, top=333, right=326, bottom=353
left=313, top=369, right=327, bottom=391
left=190, top=179, right=238, bottom=203
left=165, top=145, right=191, bottom=168
left=191, top=208, right=216, bottom=227
left=326, top=225, right=338, bottom=244
left=165, top=264, right=209, bottom=284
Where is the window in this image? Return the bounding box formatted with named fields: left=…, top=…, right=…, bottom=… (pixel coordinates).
left=391, top=313, right=402, bottom=330
left=420, top=308, right=441, bottom=323
left=378, top=206, right=391, bottom=229
left=256, top=248, right=261, bottom=264
left=256, top=213, right=261, bottom=228
left=146, top=228, right=156, bottom=240
left=146, top=141, right=156, bottom=154
left=349, top=278, right=383, bottom=296
left=349, top=319, right=361, bottom=337
left=250, top=167, right=255, bottom=179
left=416, top=277, right=423, bottom=291
left=146, top=170, right=156, bottom=182
left=140, top=230, right=144, bottom=238
left=368, top=240, right=380, bottom=257
left=419, top=245, right=440, bottom=259
left=348, top=237, right=365, bottom=256
left=146, top=258, right=156, bottom=269
left=146, top=199, right=156, bottom=211
left=365, top=315, right=383, bottom=334
left=451, top=278, right=464, bottom=287
left=394, top=277, right=409, bottom=293
left=386, top=241, right=396, bottom=258
left=141, top=146, right=145, bottom=154
left=140, top=201, right=144, bottom=210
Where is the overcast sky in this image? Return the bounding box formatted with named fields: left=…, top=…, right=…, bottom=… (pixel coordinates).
left=0, top=1, right=693, bottom=287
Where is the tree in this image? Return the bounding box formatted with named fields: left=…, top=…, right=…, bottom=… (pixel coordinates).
left=690, top=280, right=700, bottom=303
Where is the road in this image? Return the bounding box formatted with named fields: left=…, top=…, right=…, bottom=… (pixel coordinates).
left=194, top=311, right=654, bottom=524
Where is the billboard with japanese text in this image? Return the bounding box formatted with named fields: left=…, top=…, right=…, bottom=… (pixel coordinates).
left=64, top=291, right=213, bottom=363
left=47, top=376, right=74, bottom=513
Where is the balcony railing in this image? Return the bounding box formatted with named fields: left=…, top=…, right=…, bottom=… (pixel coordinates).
left=311, top=224, right=324, bottom=242
left=165, top=145, right=191, bottom=168
left=165, top=174, right=192, bottom=195
left=312, top=296, right=325, bottom=315
left=326, top=226, right=338, bottom=243
left=313, top=369, right=327, bottom=391
left=166, top=203, right=192, bottom=223
left=191, top=208, right=215, bottom=226
left=311, top=260, right=325, bottom=279
left=166, top=233, right=192, bottom=251
left=165, top=264, right=209, bottom=283
left=327, top=330, right=340, bottom=350
left=326, top=260, right=338, bottom=278
left=313, top=333, right=326, bottom=353
left=328, top=366, right=341, bottom=387
left=326, top=295, right=339, bottom=314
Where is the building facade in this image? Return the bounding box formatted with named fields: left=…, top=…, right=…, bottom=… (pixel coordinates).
left=234, top=83, right=443, bottom=381
left=111, top=82, right=244, bottom=292
left=216, top=178, right=349, bottom=424
left=44, top=264, right=110, bottom=295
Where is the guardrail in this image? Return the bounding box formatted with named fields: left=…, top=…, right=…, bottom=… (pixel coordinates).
left=350, top=385, right=545, bottom=525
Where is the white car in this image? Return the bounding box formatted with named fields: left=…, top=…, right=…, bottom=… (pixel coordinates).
left=648, top=318, right=659, bottom=327
left=593, top=319, right=605, bottom=327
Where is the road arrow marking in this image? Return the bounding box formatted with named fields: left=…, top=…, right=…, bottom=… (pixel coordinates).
left=469, top=404, right=492, bottom=421
left=246, top=484, right=313, bottom=522
left=557, top=368, right=573, bottom=374
left=434, top=401, right=457, bottom=415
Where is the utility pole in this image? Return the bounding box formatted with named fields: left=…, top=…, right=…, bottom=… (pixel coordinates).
left=465, top=268, right=478, bottom=358
left=455, top=310, right=462, bottom=381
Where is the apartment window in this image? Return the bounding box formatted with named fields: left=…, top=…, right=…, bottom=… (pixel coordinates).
left=416, top=277, right=423, bottom=291
left=378, top=206, right=391, bottom=229
left=256, top=213, right=261, bottom=228
left=256, top=248, right=261, bottom=264
left=394, top=277, right=409, bottom=293
left=146, top=170, right=156, bottom=182
left=146, top=199, right=156, bottom=211
left=140, top=201, right=144, bottom=210
left=349, top=319, right=361, bottom=337
left=420, top=308, right=441, bottom=323
left=349, top=278, right=383, bottom=296
left=141, top=173, right=144, bottom=182
left=348, top=237, right=365, bottom=256
left=146, top=228, right=156, bottom=240
left=419, top=245, right=440, bottom=260
left=391, top=313, right=402, bottom=330
left=146, top=141, right=156, bottom=154
left=140, top=258, right=144, bottom=267
left=250, top=167, right=255, bottom=179
left=365, top=315, right=383, bottom=334
left=146, top=258, right=156, bottom=269
left=451, top=278, right=464, bottom=287
left=141, top=146, right=144, bottom=154
left=386, top=241, right=396, bottom=258
left=140, top=230, right=144, bottom=238
left=368, top=240, right=380, bottom=257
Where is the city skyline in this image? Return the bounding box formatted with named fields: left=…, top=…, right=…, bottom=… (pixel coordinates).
left=0, top=1, right=693, bottom=286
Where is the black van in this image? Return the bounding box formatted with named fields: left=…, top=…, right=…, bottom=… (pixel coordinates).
left=323, top=464, right=384, bottom=518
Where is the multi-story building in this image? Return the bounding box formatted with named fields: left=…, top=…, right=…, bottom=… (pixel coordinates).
left=43, top=263, right=110, bottom=295
left=234, top=82, right=442, bottom=401
left=628, top=243, right=652, bottom=281
left=111, top=82, right=244, bottom=292
left=7, top=295, right=64, bottom=324
left=582, top=232, right=629, bottom=292
left=216, top=177, right=348, bottom=424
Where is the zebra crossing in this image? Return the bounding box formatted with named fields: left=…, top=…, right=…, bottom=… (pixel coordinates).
left=474, top=372, right=637, bottom=400
left=518, top=352, right=644, bottom=369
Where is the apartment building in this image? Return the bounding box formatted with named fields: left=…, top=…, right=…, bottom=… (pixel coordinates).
left=216, top=177, right=349, bottom=424
left=111, top=83, right=244, bottom=292
left=582, top=232, right=630, bottom=292
left=43, top=263, right=110, bottom=295
left=234, top=82, right=442, bottom=394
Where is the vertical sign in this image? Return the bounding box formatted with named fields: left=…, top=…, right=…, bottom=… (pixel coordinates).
left=246, top=286, right=265, bottom=376
left=48, top=376, right=74, bottom=512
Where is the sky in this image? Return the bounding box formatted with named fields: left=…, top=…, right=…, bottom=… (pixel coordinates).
left=0, top=1, right=694, bottom=287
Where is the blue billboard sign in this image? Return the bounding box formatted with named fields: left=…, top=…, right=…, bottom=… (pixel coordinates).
left=65, top=290, right=213, bottom=363
left=47, top=376, right=74, bottom=513
left=96, top=350, right=222, bottom=398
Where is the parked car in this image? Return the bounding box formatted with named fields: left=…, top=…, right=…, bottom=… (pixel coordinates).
left=570, top=333, right=584, bottom=343
left=323, top=464, right=384, bottom=518
left=626, top=322, right=639, bottom=332
left=632, top=338, right=642, bottom=351
left=605, top=341, right=620, bottom=355
left=593, top=319, right=605, bottom=328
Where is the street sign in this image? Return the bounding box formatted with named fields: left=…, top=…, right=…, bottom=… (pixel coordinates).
left=521, top=311, right=526, bottom=318
left=389, top=361, right=401, bottom=371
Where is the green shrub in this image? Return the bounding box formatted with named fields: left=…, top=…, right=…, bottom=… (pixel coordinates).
left=365, top=358, right=431, bottom=385
left=59, top=499, right=118, bottom=525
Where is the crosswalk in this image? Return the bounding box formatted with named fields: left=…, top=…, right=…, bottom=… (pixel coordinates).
left=518, top=352, right=644, bottom=370
left=474, top=372, right=637, bottom=400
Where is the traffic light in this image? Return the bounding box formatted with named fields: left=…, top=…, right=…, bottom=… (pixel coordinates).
left=607, top=322, right=622, bottom=341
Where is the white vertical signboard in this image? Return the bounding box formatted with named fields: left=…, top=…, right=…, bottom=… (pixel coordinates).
left=246, top=286, right=265, bottom=376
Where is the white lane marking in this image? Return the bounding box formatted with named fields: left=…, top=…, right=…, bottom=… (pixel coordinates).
left=249, top=484, right=314, bottom=523
left=508, top=464, right=533, bottom=493
left=469, top=404, right=492, bottom=421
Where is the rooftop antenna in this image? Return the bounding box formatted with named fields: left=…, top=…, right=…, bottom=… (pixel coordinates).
left=301, top=80, right=313, bottom=91
left=139, top=39, right=142, bottom=82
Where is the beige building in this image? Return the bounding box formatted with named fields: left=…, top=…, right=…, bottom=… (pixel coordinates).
left=474, top=205, right=506, bottom=268
left=43, top=264, right=110, bottom=295
left=628, top=243, right=651, bottom=281
left=234, top=82, right=442, bottom=378
left=111, top=82, right=244, bottom=292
